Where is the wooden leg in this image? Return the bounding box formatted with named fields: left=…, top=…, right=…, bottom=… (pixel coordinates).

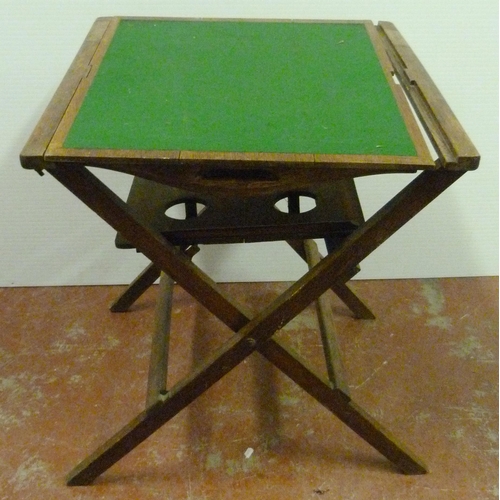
left=298, top=239, right=350, bottom=393
left=258, top=339, right=427, bottom=474
left=66, top=288, right=426, bottom=486
left=110, top=244, right=200, bottom=313
left=49, top=166, right=463, bottom=484
left=330, top=280, right=376, bottom=320
left=145, top=272, right=174, bottom=407
left=287, top=239, right=375, bottom=320
left=110, top=262, right=161, bottom=312
left=48, top=165, right=249, bottom=331
left=65, top=291, right=299, bottom=486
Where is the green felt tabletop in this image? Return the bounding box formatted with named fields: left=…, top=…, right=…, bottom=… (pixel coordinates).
left=63, top=19, right=418, bottom=157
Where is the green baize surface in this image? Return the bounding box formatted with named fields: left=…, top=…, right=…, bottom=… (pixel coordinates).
left=64, top=20, right=417, bottom=157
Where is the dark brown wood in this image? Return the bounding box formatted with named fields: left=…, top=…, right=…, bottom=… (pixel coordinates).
left=287, top=240, right=375, bottom=319
left=41, top=161, right=422, bottom=197
left=258, top=339, right=427, bottom=474
left=115, top=177, right=361, bottom=247
left=47, top=165, right=250, bottom=333
left=60, top=166, right=462, bottom=484
left=109, top=262, right=160, bottom=312
left=377, top=22, right=480, bottom=171
left=65, top=294, right=266, bottom=486
left=303, top=239, right=350, bottom=393
left=329, top=280, right=376, bottom=320
left=310, top=244, right=375, bottom=321
left=146, top=272, right=174, bottom=407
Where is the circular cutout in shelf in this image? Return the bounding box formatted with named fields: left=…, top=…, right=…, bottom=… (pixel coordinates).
left=274, top=193, right=317, bottom=214
left=165, top=199, right=208, bottom=220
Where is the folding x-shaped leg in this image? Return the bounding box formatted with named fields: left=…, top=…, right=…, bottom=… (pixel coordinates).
left=110, top=247, right=374, bottom=320
left=116, top=239, right=363, bottom=408
left=48, top=164, right=464, bottom=485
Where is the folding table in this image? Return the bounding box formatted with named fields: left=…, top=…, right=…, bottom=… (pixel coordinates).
left=20, top=17, right=479, bottom=485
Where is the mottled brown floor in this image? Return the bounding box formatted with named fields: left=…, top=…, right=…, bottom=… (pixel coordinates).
left=0, top=277, right=497, bottom=499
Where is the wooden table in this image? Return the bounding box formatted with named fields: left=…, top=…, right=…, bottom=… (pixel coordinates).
left=20, top=17, right=479, bottom=485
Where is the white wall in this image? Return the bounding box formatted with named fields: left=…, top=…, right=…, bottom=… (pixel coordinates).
left=2, top=0, right=498, bottom=286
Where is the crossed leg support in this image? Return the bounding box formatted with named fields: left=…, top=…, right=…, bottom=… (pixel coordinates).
left=110, top=244, right=374, bottom=320
left=48, top=165, right=464, bottom=485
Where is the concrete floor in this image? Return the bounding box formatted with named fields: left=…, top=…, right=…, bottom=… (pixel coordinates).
left=0, top=277, right=497, bottom=499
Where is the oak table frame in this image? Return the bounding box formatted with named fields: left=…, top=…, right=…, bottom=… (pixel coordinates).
left=20, top=17, right=479, bottom=485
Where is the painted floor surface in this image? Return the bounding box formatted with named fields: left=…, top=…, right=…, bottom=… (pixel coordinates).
left=0, top=277, right=497, bottom=499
